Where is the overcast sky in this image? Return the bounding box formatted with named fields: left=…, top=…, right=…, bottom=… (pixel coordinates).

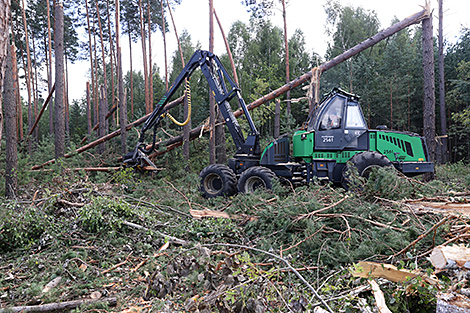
left=66, top=0, right=470, bottom=102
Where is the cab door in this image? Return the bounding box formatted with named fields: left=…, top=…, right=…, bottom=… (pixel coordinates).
left=313, top=94, right=346, bottom=150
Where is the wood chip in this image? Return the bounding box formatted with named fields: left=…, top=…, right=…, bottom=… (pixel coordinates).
left=189, top=209, right=230, bottom=219
left=430, top=244, right=470, bottom=270
left=42, top=276, right=62, bottom=293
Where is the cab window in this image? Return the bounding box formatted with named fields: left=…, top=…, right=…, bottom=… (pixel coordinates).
left=319, top=97, right=344, bottom=130
left=345, top=104, right=366, bottom=129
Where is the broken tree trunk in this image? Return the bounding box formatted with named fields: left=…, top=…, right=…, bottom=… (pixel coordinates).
left=29, top=82, right=56, bottom=136
left=31, top=96, right=184, bottom=170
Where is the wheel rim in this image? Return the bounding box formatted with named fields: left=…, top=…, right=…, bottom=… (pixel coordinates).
left=361, top=165, right=381, bottom=179
left=204, top=173, right=223, bottom=195
left=245, top=176, right=266, bottom=192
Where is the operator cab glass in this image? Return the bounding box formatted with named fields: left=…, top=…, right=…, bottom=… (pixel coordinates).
left=319, top=97, right=343, bottom=130
left=345, top=103, right=366, bottom=129
left=309, top=89, right=368, bottom=151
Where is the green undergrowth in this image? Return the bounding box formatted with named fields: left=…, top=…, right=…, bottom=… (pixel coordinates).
left=0, top=162, right=469, bottom=311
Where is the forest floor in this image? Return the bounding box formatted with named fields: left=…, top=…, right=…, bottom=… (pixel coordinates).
left=1, top=162, right=470, bottom=312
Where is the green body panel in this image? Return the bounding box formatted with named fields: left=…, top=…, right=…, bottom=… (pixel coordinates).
left=292, top=131, right=314, bottom=158
left=291, top=130, right=428, bottom=163
left=372, top=131, right=427, bottom=162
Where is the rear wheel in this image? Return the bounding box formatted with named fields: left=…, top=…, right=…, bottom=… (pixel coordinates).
left=342, top=151, right=392, bottom=189
left=238, top=166, right=275, bottom=193
left=200, top=164, right=237, bottom=198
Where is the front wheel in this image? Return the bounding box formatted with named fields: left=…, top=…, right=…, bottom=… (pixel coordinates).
left=200, top=164, right=237, bottom=198
left=342, top=151, right=393, bottom=190
left=238, top=166, right=276, bottom=193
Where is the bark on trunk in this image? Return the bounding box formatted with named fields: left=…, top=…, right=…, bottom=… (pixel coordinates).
left=5, top=45, right=18, bottom=199
left=438, top=0, right=448, bottom=164
left=47, top=0, right=54, bottom=135
left=98, top=85, right=106, bottom=154
left=422, top=15, right=436, bottom=179
left=274, top=98, right=280, bottom=138
left=0, top=0, right=10, bottom=98
left=95, top=0, right=109, bottom=135
left=147, top=0, right=153, bottom=111
left=85, top=0, right=97, bottom=132
left=138, top=0, right=150, bottom=114
left=116, top=0, right=127, bottom=156
left=160, top=0, right=168, bottom=90
left=281, top=0, right=290, bottom=116
left=208, top=0, right=216, bottom=164
left=86, top=81, right=92, bottom=135
left=21, top=0, right=33, bottom=148
left=54, top=3, right=65, bottom=159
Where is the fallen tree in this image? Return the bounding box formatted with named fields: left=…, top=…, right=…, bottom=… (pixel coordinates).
left=31, top=6, right=430, bottom=170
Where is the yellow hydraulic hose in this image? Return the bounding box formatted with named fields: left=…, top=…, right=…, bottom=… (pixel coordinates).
left=163, top=79, right=191, bottom=126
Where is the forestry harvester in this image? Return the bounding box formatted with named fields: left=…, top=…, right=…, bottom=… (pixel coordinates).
left=124, top=50, right=434, bottom=197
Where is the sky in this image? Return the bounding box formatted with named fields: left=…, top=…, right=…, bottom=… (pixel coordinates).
left=66, top=0, right=470, bottom=102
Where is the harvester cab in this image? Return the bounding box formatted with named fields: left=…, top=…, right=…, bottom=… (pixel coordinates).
left=307, top=88, right=368, bottom=151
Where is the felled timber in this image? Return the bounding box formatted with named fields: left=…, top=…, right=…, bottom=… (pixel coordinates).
left=30, top=95, right=184, bottom=170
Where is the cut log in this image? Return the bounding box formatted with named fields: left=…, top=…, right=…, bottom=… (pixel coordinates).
left=430, top=244, right=470, bottom=270
left=0, top=297, right=117, bottom=313
left=352, top=261, right=438, bottom=284
left=30, top=96, right=184, bottom=170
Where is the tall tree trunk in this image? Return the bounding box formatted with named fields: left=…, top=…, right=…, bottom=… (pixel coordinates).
left=85, top=0, right=97, bottom=133
left=95, top=0, right=109, bottom=136
left=422, top=15, right=436, bottom=179
left=274, top=98, right=280, bottom=138
left=21, top=0, right=33, bottom=147
left=117, top=0, right=127, bottom=155
left=209, top=1, right=226, bottom=164
left=147, top=0, right=153, bottom=111
left=65, top=54, right=70, bottom=142
left=31, top=34, right=39, bottom=142
left=92, top=17, right=100, bottom=134
left=99, top=85, right=106, bottom=154
left=281, top=0, right=290, bottom=117
left=0, top=0, right=10, bottom=97
left=47, top=0, right=54, bottom=135
left=54, top=2, right=65, bottom=159
left=11, top=42, right=21, bottom=141
left=0, top=0, right=10, bottom=146
left=208, top=0, right=216, bottom=165
left=128, top=19, right=134, bottom=119
left=438, top=0, right=447, bottom=164
left=4, top=44, right=17, bottom=199
left=138, top=0, right=150, bottom=114
left=106, top=0, right=116, bottom=126
left=86, top=81, right=92, bottom=135
left=160, top=0, right=168, bottom=90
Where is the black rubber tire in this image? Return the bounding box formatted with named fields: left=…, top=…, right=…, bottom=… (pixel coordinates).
left=238, top=166, right=276, bottom=193
left=342, top=151, right=393, bottom=189
left=199, top=164, right=237, bottom=198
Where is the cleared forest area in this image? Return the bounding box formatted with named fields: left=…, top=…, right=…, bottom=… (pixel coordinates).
left=1, top=162, right=470, bottom=312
